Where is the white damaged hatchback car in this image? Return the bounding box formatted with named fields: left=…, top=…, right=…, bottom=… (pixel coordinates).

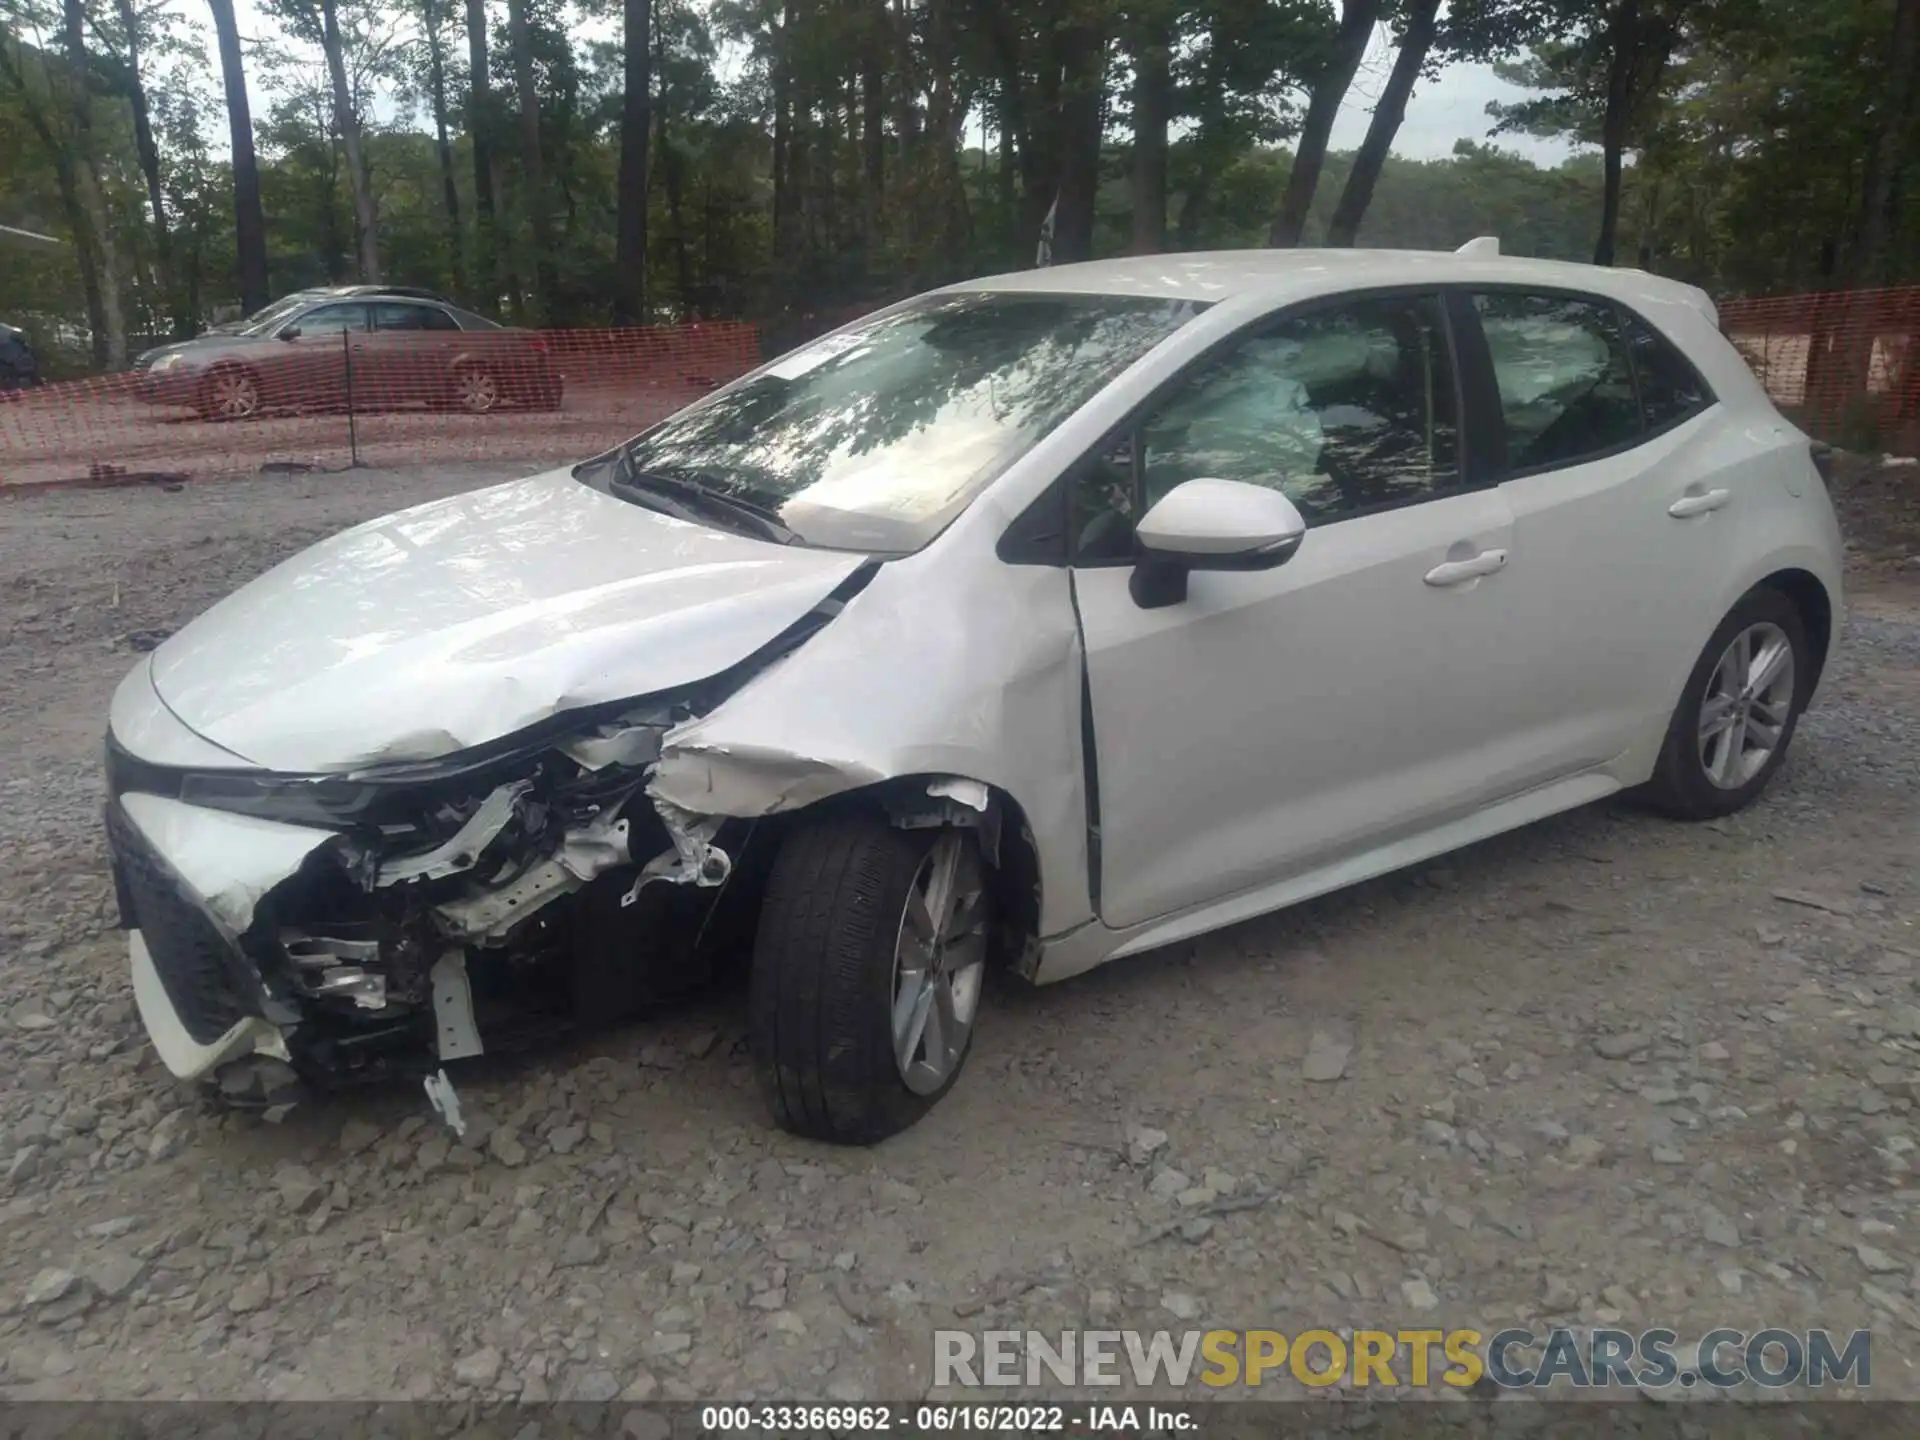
left=106, top=244, right=1844, bottom=1142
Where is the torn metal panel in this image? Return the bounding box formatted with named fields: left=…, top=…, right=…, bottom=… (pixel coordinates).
left=557, top=718, right=667, bottom=771
left=925, top=777, right=991, bottom=812
left=424, top=1068, right=467, bottom=1136
left=375, top=779, right=532, bottom=886
left=649, top=742, right=887, bottom=817
left=631, top=799, right=733, bottom=895
left=117, top=792, right=345, bottom=935
left=885, top=778, right=1003, bottom=866
left=140, top=468, right=866, bottom=773
left=432, top=807, right=633, bottom=943
left=647, top=545, right=1094, bottom=937
left=430, top=953, right=484, bottom=1060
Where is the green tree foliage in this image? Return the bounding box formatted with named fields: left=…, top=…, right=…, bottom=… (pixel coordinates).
left=1, top=0, right=1916, bottom=370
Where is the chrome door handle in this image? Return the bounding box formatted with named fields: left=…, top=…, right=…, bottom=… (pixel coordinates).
left=1669, top=488, right=1730, bottom=518
left=1424, top=548, right=1508, bottom=587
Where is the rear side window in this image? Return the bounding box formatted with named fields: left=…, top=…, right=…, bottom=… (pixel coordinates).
left=374, top=302, right=460, bottom=332
left=1473, top=292, right=1639, bottom=472
left=1621, top=311, right=1711, bottom=429
left=292, top=303, right=370, bottom=336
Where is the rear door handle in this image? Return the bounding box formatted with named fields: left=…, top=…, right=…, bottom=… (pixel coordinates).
left=1669, top=488, right=1730, bottom=518
left=1424, top=548, right=1508, bottom=587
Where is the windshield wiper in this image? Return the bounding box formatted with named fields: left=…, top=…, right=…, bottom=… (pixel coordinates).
left=610, top=455, right=800, bottom=545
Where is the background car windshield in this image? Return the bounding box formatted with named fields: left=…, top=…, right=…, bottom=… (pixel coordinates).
left=236, top=295, right=312, bottom=336
left=615, top=291, right=1208, bottom=552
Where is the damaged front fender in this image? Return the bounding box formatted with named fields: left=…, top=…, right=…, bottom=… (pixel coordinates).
left=643, top=548, right=1093, bottom=938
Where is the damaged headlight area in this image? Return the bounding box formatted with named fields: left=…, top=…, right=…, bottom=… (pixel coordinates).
left=105, top=702, right=745, bottom=1105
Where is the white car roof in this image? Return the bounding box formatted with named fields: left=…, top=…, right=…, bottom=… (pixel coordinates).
left=947, top=248, right=1717, bottom=325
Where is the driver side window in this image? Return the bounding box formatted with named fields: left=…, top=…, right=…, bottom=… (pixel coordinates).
left=1074, top=294, right=1462, bottom=562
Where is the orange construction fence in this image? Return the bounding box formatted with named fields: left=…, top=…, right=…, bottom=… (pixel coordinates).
left=0, top=321, right=762, bottom=490
left=1719, top=285, right=1920, bottom=446
left=4, top=289, right=1916, bottom=492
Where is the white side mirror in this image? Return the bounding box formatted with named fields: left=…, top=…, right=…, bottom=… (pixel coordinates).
left=1131, top=477, right=1306, bottom=608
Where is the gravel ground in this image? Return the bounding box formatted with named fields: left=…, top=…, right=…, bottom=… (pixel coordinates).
left=1, top=461, right=1917, bottom=1405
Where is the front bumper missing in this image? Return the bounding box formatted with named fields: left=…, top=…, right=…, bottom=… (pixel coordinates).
left=106, top=793, right=482, bottom=1083
left=106, top=773, right=739, bottom=1092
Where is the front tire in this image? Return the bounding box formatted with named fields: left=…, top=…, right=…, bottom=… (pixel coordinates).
left=198, top=366, right=260, bottom=422
left=750, top=814, right=990, bottom=1144
left=451, top=363, right=500, bottom=414
left=1642, top=586, right=1811, bottom=820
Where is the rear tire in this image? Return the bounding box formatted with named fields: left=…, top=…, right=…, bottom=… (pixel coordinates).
left=1641, top=587, right=1811, bottom=820
left=750, top=814, right=990, bottom=1144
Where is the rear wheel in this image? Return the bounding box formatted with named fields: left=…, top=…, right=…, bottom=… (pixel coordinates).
left=750, top=814, right=990, bottom=1143
left=1642, top=587, right=1811, bottom=820
left=198, top=366, right=260, bottom=421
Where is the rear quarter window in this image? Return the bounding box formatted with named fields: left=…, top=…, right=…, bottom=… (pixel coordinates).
left=1620, top=310, right=1714, bottom=430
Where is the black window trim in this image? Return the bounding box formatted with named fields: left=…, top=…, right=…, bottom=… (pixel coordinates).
left=1454, top=282, right=1719, bottom=485
left=1000, top=283, right=1486, bottom=570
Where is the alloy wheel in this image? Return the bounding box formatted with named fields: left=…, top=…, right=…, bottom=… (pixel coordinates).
left=890, top=832, right=988, bottom=1096
left=1697, top=620, right=1796, bottom=790
left=210, top=370, right=258, bottom=420
left=457, top=368, right=500, bottom=413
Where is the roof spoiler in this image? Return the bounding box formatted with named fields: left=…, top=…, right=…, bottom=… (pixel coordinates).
left=1455, top=236, right=1500, bottom=258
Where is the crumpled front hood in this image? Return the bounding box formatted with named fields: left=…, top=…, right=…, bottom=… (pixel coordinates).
left=148, top=468, right=865, bottom=772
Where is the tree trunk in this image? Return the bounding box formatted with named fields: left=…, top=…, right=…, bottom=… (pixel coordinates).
left=771, top=0, right=792, bottom=278
left=1847, top=0, right=1920, bottom=287
left=423, top=0, right=465, bottom=299
left=506, top=0, right=557, bottom=321
left=1269, top=0, right=1378, bottom=247
left=115, top=0, right=188, bottom=336
left=1811, top=0, right=1920, bottom=426
left=319, top=0, right=382, bottom=282
left=0, top=40, right=111, bottom=360
left=1324, top=0, right=1437, bottom=247
left=1174, top=161, right=1214, bottom=247
left=659, top=105, right=695, bottom=312
left=62, top=0, right=126, bottom=366
left=1051, top=22, right=1105, bottom=264
left=1591, top=0, right=1640, bottom=267
left=613, top=0, right=653, bottom=325
left=1129, top=17, right=1171, bottom=254
left=860, top=41, right=883, bottom=270
left=207, top=0, right=269, bottom=313
left=464, top=0, right=501, bottom=310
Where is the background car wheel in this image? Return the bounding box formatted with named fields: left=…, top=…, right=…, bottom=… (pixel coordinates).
left=452, top=364, right=500, bottom=414
left=750, top=813, right=991, bottom=1144
left=1641, top=586, right=1811, bottom=821
left=198, top=367, right=259, bottom=422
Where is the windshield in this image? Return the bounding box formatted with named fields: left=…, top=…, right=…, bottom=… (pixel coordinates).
left=590, top=290, right=1209, bottom=552
left=234, top=294, right=316, bottom=336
